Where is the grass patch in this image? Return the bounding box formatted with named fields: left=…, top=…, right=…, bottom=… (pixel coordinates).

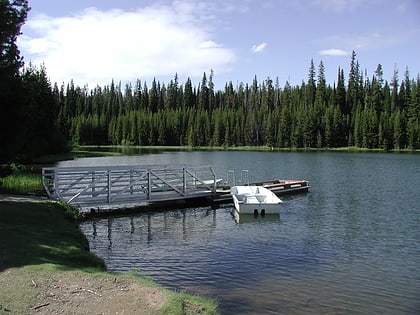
left=109, top=271, right=220, bottom=314
left=0, top=201, right=104, bottom=271
left=163, top=291, right=219, bottom=315
left=0, top=172, right=43, bottom=195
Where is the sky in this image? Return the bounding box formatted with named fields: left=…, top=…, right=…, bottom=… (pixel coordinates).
left=18, top=0, right=420, bottom=90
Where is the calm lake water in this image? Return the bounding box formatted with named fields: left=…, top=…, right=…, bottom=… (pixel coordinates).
left=58, top=150, right=420, bottom=314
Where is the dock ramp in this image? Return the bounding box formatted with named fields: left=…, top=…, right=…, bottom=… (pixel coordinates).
left=42, top=165, right=218, bottom=212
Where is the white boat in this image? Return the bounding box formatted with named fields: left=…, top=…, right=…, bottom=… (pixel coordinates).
left=230, top=185, right=283, bottom=216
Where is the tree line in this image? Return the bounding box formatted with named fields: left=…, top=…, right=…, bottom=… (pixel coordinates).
left=59, top=54, right=419, bottom=151
left=1, top=1, right=419, bottom=164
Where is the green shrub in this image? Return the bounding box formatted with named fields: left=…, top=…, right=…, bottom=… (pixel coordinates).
left=0, top=172, right=42, bottom=195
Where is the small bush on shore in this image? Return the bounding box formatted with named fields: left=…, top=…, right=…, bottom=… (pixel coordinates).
left=0, top=172, right=43, bottom=195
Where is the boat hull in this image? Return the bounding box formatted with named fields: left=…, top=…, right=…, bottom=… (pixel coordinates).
left=231, top=185, right=282, bottom=215
left=233, top=201, right=280, bottom=215
left=231, top=208, right=280, bottom=224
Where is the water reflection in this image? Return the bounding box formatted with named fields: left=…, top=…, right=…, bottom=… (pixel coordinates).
left=84, top=207, right=220, bottom=249
left=231, top=211, right=281, bottom=224
left=80, top=206, right=329, bottom=309
left=76, top=151, right=420, bottom=314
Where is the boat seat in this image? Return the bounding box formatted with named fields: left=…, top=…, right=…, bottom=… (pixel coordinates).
left=236, top=194, right=246, bottom=202
left=255, top=194, right=267, bottom=202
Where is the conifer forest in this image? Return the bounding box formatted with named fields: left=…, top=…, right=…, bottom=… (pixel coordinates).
left=1, top=1, right=419, bottom=164
left=58, top=57, right=420, bottom=152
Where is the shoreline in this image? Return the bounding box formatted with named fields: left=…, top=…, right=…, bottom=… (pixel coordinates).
left=0, top=195, right=219, bottom=314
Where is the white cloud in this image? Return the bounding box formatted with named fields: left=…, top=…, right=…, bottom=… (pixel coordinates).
left=318, top=48, right=350, bottom=56
left=314, top=27, right=419, bottom=55
left=251, top=42, right=267, bottom=53
left=19, top=4, right=236, bottom=87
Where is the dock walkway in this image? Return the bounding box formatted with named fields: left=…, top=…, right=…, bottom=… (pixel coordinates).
left=42, top=165, right=218, bottom=213
left=42, top=165, right=310, bottom=214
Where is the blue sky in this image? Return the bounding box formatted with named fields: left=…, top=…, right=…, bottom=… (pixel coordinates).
left=18, top=0, right=420, bottom=89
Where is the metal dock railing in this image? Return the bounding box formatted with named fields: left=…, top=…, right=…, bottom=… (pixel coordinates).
left=42, top=165, right=218, bottom=212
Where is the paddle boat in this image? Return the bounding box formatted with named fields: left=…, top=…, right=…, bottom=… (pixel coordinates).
left=230, top=185, right=283, bottom=216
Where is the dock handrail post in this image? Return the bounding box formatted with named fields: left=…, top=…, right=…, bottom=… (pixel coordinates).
left=183, top=167, right=187, bottom=195
left=241, top=170, right=249, bottom=186
left=54, top=168, right=58, bottom=198
left=107, top=170, right=111, bottom=204
left=227, top=170, right=236, bottom=187
left=147, top=169, right=152, bottom=200
left=41, top=168, right=47, bottom=197
left=210, top=166, right=217, bottom=192
left=129, top=169, right=133, bottom=194
left=91, top=170, right=96, bottom=197
left=42, top=167, right=55, bottom=199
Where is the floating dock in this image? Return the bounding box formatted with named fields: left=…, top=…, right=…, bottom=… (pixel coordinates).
left=42, top=165, right=309, bottom=215
left=42, top=165, right=218, bottom=213
left=214, top=179, right=310, bottom=204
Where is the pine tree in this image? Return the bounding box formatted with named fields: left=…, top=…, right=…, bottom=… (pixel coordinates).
left=20, top=64, right=66, bottom=159
left=378, top=111, right=392, bottom=150
left=390, top=67, right=399, bottom=112
left=406, top=75, right=420, bottom=149
left=306, top=59, right=316, bottom=106
left=398, top=68, right=411, bottom=111
left=208, top=69, right=215, bottom=111
left=183, top=78, right=194, bottom=108
left=314, top=61, right=326, bottom=107
left=372, top=64, right=384, bottom=114
left=198, top=72, right=209, bottom=110
left=392, top=110, right=406, bottom=150
left=167, top=74, right=179, bottom=109
left=149, top=78, right=159, bottom=112
left=347, top=51, right=358, bottom=106
left=336, top=68, right=347, bottom=114
left=0, top=0, right=29, bottom=162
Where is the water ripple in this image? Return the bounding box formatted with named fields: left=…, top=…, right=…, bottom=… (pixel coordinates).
left=78, top=152, right=420, bottom=314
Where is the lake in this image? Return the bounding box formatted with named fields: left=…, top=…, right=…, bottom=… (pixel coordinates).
left=58, top=150, right=420, bottom=314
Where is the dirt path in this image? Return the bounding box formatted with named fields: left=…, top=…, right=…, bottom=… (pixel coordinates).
left=0, top=268, right=167, bottom=315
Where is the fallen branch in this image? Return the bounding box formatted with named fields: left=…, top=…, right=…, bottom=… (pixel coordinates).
left=70, top=288, right=103, bottom=297
left=31, top=302, right=50, bottom=310
left=83, top=288, right=102, bottom=297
